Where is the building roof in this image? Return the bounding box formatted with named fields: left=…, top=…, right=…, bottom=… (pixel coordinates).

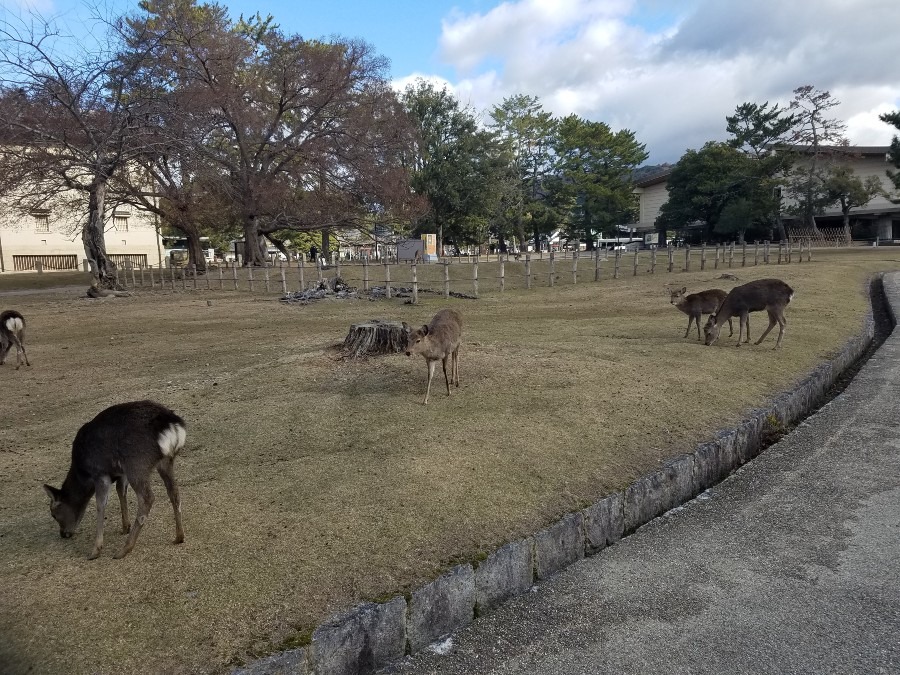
left=634, top=170, right=672, bottom=188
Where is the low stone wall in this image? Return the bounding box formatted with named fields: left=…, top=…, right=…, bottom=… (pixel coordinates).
left=235, top=289, right=882, bottom=675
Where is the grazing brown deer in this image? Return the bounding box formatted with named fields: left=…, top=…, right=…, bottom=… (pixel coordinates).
left=704, top=278, right=794, bottom=349
left=43, top=401, right=186, bottom=559
left=403, top=308, right=462, bottom=405
left=668, top=287, right=733, bottom=341
left=0, top=309, right=30, bottom=369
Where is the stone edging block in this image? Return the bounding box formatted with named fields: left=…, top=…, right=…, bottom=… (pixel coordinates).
left=583, top=492, right=624, bottom=555
left=309, top=597, right=406, bottom=675
left=475, top=538, right=533, bottom=614
left=534, top=512, right=584, bottom=580
left=407, top=564, right=475, bottom=653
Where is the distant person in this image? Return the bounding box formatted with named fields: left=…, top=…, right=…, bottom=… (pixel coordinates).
left=309, top=245, right=318, bottom=262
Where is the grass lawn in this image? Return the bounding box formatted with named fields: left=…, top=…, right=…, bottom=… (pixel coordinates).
left=0, top=248, right=897, bottom=673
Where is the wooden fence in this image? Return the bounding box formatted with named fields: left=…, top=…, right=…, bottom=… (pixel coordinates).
left=116, top=241, right=815, bottom=298
left=787, top=227, right=851, bottom=247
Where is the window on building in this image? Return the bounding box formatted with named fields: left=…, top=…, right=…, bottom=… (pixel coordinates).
left=33, top=213, right=50, bottom=233
left=114, top=216, right=129, bottom=232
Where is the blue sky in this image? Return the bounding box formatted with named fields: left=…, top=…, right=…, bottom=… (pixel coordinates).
left=2, top=0, right=898, bottom=164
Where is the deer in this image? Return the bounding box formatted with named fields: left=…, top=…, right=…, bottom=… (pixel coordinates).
left=403, top=308, right=462, bottom=405
left=703, top=278, right=794, bottom=349
left=668, top=287, right=733, bottom=341
left=43, top=400, right=187, bottom=560
left=0, top=309, right=30, bottom=369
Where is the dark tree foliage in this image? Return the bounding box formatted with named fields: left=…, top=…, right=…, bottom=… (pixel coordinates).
left=880, top=110, right=900, bottom=192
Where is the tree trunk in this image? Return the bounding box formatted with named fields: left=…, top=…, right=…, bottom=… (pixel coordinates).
left=775, top=212, right=787, bottom=242
left=321, top=229, right=331, bottom=263
left=242, top=215, right=266, bottom=266
left=176, top=220, right=207, bottom=273
left=842, top=210, right=852, bottom=240
left=82, top=181, right=117, bottom=286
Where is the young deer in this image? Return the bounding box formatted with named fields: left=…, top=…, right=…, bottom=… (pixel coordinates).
left=668, top=287, right=733, bottom=341
left=403, top=308, right=462, bottom=405
left=704, top=278, right=794, bottom=349
left=43, top=400, right=187, bottom=560
left=0, top=309, right=30, bottom=369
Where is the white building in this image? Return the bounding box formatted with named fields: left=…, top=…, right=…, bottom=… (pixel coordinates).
left=634, top=146, right=900, bottom=241
left=0, top=203, right=163, bottom=273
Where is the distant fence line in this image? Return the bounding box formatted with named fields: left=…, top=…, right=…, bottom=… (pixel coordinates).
left=115, top=240, right=815, bottom=298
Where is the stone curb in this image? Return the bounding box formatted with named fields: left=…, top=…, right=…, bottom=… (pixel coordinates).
left=235, top=295, right=883, bottom=675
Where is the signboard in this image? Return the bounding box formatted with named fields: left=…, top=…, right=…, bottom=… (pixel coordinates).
left=397, top=238, right=425, bottom=261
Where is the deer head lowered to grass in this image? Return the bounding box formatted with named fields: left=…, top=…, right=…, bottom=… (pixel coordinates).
left=668, top=287, right=733, bottom=341
left=704, top=278, right=794, bottom=349
left=403, top=308, right=463, bottom=405
left=43, top=400, right=187, bottom=560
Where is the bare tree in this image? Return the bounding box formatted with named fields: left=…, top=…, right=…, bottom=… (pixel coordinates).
left=0, top=13, right=159, bottom=285
left=124, top=2, right=420, bottom=267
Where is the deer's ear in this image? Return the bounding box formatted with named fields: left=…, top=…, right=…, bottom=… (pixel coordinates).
left=421, top=325, right=429, bottom=336
left=43, top=484, right=60, bottom=502
left=401, top=321, right=410, bottom=332
left=681, top=287, right=687, bottom=294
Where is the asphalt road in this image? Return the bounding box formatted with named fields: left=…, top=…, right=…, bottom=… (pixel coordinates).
left=390, top=281, right=900, bottom=675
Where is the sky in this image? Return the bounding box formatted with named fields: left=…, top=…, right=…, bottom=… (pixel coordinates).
left=2, top=0, right=899, bottom=165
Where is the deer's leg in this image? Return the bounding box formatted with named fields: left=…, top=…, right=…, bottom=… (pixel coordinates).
left=736, top=314, right=748, bottom=346
left=452, top=348, right=460, bottom=387
left=157, top=458, right=184, bottom=544
left=773, top=311, right=787, bottom=349
left=114, top=479, right=154, bottom=559
left=423, top=360, right=437, bottom=405
left=115, top=477, right=130, bottom=534
left=17, top=335, right=29, bottom=367
left=754, top=309, right=779, bottom=345
left=89, top=477, right=112, bottom=560
left=442, top=355, right=451, bottom=396
left=727, top=317, right=734, bottom=337
left=684, top=316, right=693, bottom=339
left=0, top=340, right=8, bottom=365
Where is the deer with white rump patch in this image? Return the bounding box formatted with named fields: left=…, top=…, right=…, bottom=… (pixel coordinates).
left=704, top=278, right=794, bottom=349
left=669, top=287, right=733, bottom=341
left=43, top=400, right=186, bottom=559
left=0, top=309, right=30, bottom=369
left=403, top=308, right=462, bottom=405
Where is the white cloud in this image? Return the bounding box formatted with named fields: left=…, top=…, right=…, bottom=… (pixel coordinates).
left=422, top=0, right=900, bottom=163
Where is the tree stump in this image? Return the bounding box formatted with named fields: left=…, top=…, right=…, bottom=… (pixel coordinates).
left=342, top=320, right=408, bottom=358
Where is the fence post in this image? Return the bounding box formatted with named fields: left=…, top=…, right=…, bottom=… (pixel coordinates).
left=684, top=245, right=691, bottom=272
left=714, top=245, right=720, bottom=269
left=115, top=266, right=121, bottom=288
left=786, top=240, right=792, bottom=264
left=595, top=249, right=602, bottom=281
left=667, top=245, right=674, bottom=273
left=248, top=266, right=255, bottom=292
left=764, top=240, right=770, bottom=264
left=149, top=267, right=155, bottom=290
left=411, top=263, right=419, bottom=304
left=232, top=265, right=238, bottom=290
left=741, top=242, right=747, bottom=267
left=728, top=243, right=735, bottom=268
left=754, top=241, right=760, bottom=266
left=384, top=262, right=391, bottom=299
left=572, top=250, right=578, bottom=284
left=298, top=258, right=306, bottom=291
left=362, top=258, right=369, bottom=293
left=777, top=242, right=784, bottom=264
left=132, top=265, right=137, bottom=288
left=633, top=249, right=639, bottom=276
left=443, top=260, right=450, bottom=298
left=499, top=260, right=505, bottom=292
left=700, top=243, right=706, bottom=271
left=191, top=264, right=197, bottom=290
left=280, top=267, right=287, bottom=294
left=335, top=256, right=341, bottom=280
left=549, top=251, right=555, bottom=287
left=615, top=250, right=621, bottom=278
left=263, top=267, right=270, bottom=293
left=472, top=258, right=479, bottom=297
left=650, top=246, right=656, bottom=275
left=181, top=266, right=187, bottom=291
left=806, top=239, right=812, bottom=262
left=525, top=254, right=532, bottom=289
left=316, top=259, right=323, bottom=285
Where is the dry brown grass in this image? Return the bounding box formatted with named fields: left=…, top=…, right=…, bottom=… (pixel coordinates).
left=1, top=248, right=898, bottom=674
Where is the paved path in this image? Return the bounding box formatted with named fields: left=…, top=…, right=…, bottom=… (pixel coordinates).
left=391, top=275, right=900, bottom=675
